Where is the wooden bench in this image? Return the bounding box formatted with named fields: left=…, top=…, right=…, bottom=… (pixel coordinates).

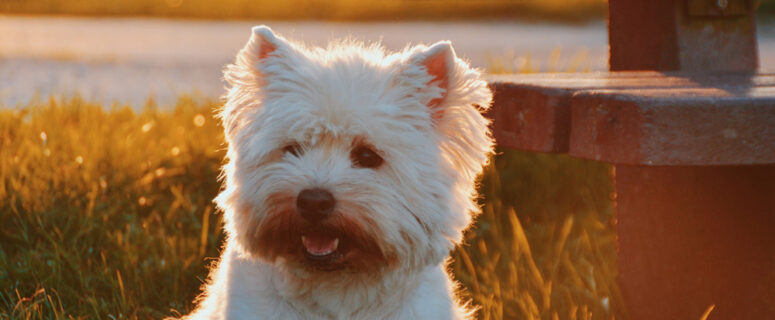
left=487, top=1, right=774, bottom=319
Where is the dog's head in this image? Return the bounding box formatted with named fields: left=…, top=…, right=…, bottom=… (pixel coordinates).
left=217, top=26, right=493, bottom=276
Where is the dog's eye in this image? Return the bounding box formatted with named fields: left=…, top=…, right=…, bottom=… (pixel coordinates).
left=283, top=143, right=302, bottom=157
left=351, top=145, right=383, bottom=168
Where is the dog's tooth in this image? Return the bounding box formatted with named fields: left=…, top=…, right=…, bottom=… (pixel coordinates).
left=312, top=248, right=332, bottom=256
left=301, top=235, right=339, bottom=256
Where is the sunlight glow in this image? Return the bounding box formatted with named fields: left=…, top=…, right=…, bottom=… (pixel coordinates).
left=142, top=122, right=154, bottom=133
left=193, top=114, right=206, bottom=127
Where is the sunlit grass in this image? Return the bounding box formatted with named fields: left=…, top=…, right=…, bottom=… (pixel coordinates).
left=1, top=96, right=225, bottom=318
left=452, top=153, right=621, bottom=319
left=0, top=95, right=620, bottom=319
left=0, top=0, right=606, bottom=22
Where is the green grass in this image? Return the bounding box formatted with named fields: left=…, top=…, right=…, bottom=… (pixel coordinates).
left=0, top=0, right=606, bottom=22
left=0, top=96, right=621, bottom=319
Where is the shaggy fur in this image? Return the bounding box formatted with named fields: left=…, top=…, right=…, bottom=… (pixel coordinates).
left=181, top=26, right=493, bottom=319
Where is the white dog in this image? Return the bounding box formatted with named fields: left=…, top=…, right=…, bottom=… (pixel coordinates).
left=182, top=25, right=493, bottom=319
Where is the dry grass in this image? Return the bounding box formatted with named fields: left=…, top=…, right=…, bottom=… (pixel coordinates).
left=452, top=153, right=622, bottom=319
left=1, top=96, right=225, bottom=318
left=0, top=94, right=621, bottom=319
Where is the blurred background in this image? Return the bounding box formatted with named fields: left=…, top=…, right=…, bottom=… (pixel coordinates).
left=1, top=0, right=771, bottom=107
left=0, top=1, right=772, bottom=319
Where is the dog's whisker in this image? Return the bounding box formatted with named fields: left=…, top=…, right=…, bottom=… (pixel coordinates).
left=402, top=203, right=432, bottom=235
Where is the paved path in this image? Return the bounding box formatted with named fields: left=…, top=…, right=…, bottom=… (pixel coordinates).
left=1, top=16, right=773, bottom=107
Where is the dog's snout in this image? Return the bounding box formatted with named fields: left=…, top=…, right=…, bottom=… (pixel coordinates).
left=297, top=188, right=335, bottom=222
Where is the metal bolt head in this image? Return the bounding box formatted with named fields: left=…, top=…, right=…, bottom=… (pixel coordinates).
left=717, top=0, right=728, bottom=10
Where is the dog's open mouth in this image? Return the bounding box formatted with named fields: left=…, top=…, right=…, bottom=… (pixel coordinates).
left=254, top=212, right=388, bottom=272
left=300, top=232, right=345, bottom=269
left=302, top=233, right=339, bottom=257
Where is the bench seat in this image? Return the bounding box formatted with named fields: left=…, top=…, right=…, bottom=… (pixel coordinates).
left=487, top=71, right=775, bottom=320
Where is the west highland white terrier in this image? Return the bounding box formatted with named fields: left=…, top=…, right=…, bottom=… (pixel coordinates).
left=182, top=25, right=493, bottom=319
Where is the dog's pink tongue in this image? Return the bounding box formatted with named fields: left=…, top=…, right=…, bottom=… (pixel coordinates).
left=302, top=234, right=339, bottom=256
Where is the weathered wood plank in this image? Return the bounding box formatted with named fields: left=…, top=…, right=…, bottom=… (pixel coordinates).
left=570, top=87, right=775, bottom=165
left=487, top=72, right=775, bottom=165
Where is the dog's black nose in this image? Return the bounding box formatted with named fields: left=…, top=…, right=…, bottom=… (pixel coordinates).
left=296, top=188, right=335, bottom=222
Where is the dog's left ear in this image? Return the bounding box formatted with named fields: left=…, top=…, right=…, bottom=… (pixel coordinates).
left=402, top=41, right=457, bottom=118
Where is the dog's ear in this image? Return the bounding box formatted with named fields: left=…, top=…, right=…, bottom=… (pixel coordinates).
left=222, top=26, right=294, bottom=139
left=252, top=26, right=280, bottom=60
left=244, top=26, right=286, bottom=65
left=226, top=25, right=291, bottom=87
left=403, top=41, right=457, bottom=119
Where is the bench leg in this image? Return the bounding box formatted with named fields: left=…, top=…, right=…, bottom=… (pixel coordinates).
left=614, top=165, right=775, bottom=319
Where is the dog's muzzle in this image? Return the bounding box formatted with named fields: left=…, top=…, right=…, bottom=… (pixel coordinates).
left=296, top=188, right=343, bottom=269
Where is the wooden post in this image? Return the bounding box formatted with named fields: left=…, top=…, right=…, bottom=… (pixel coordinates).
left=605, top=0, right=772, bottom=318
left=608, top=0, right=758, bottom=71
left=615, top=165, right=775, bottom=319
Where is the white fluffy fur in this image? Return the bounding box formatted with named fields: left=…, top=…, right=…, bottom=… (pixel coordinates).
left=180, top=26, right=493, bottom=320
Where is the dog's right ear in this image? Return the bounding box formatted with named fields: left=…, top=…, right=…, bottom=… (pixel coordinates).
left=241, top=26, right=288, bottom=66
left=222, top=26, right=293, bottom=139
left=251, top=26, right=281, bottom=61
left=226, top=25, right=291, bottom=87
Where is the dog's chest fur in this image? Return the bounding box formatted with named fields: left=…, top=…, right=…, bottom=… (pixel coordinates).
left=190, top=245, right=460, bottom=319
